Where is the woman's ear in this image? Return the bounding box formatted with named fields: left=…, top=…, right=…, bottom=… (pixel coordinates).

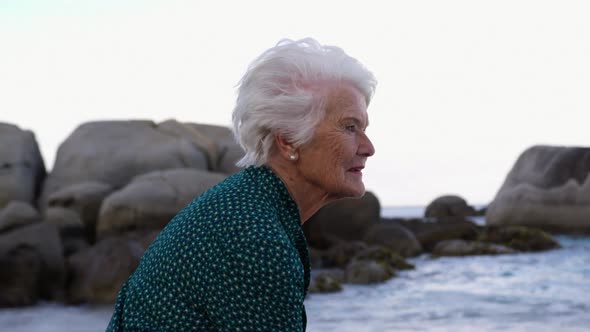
left=274, top=133, right=298, bottom=161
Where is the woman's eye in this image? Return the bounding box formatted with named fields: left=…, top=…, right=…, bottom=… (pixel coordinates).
left=345, top=124, right=356, bottom=132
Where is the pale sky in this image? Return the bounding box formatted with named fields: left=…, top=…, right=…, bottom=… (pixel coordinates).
left=1, top=0, right=589, bottom=206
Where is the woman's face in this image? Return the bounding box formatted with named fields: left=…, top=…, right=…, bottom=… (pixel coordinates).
left=297, top=84, right=375, bottom=199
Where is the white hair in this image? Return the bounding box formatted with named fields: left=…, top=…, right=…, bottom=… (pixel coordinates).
left=232, top=38, right=377, bottom=167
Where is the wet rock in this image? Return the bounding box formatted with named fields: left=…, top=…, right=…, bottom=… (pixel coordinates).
left=303, top=191, right=380, bottom=249
left=425, top=195, right=476, bottom=219
left=308, top=270, right=344, bottom=294
left=432, top=239, right=516, bottom=257
left=352, top=246, right=414, bottom=270
left=479, top=226, right=560, bottom=252
left=321, top=241, right=368, bottom=268
left=363, top=222, right=422, bottom=257
left=308, top=247, right=324, bottom=269
left=476, top=206, right=487, bottom=216
left=397, top=218, right=479, bottom=252
left=311, top=268, right=345, bottom=283
left=345, top=260, right=395, bottom=284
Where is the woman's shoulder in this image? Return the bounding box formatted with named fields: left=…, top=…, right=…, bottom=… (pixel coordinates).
left=166, top=168, right=280, bottom=230
left=189, top=167, right=281, bottom=213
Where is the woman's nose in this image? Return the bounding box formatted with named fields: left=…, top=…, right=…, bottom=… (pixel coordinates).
left=359, top=132, right=375, bottom=157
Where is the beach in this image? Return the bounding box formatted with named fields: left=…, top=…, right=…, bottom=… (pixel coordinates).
left=1, top=207, right=588, bottom=332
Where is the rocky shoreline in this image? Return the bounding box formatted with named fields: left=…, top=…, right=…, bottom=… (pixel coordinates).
left=304, top=195, right=560, bottom=294
left=1, top=120, right=588, bottom=307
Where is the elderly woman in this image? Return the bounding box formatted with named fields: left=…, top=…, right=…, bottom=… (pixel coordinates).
left=106, top=38, right=376, bottom=331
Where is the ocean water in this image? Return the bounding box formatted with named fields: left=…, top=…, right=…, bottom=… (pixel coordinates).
left=306, top=235, right=590, bottom=332
left=1, top=207, right=589, bottom=332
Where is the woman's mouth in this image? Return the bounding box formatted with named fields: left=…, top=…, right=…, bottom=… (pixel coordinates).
left=348, top=166, right=364, bottom=175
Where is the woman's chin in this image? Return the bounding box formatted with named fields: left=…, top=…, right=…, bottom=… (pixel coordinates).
left=349, top=187, right=366, bottom=198
left=332, top=184, right=366, bottom=200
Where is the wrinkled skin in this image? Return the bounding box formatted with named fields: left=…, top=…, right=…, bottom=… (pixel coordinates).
left=296, top=83, right=375, bottom=199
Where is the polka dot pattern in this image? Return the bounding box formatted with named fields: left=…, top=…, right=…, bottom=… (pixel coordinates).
left=106, top=166, right=310, bottom=331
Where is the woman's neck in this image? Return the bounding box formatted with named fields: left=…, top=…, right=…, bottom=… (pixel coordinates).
left=265, top=159, right=336, bottom=224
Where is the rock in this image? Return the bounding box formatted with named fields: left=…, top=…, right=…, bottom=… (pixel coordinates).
left=362, top=222, right=422, bottom=257
left=345, top=259, right=395, bottom=284
left=96, top=168, right=226, bottom=238
left=47, top=181, right=114, bottom=242
left=215, top=142, right=245, bottom=175
left=0, top=223, right=65, bottom=307
left=158, top=121, right=244, bottom=174
left=351, top=246, right=414, bottom=270
left=308, top=273, right=343, bottom=294
left=479, top=226, right=560, bottom=252
left=45, top=207, right=84, bottom=228
left=321, top=241, right=368, bottom=268
left=66, top=231, right=158, bottom=304
left=303, top=191, right=380, bottom=249
left=45, top=207, right=88, bottom=256
left=396, top=217, right=480, bottom=252
left=425, top=195, right=477, bottom=219
left=0, top=201, right=40, bottom=233
left=476, top=206, right=487, bottom=216
left=432, top=239, right=516, bottom=257
left=311, top=268, right=346, bottom=283
left=39, top=120, right=210, bottom=208
left=186, top=123, right=244, bottom=174
left=486, top=145, right=590, bottom=233
left=0, top=123, right=46, bottom=208
left=0, top=244, right=43, bottom=307
left=308, top=247, right=324, bottom=269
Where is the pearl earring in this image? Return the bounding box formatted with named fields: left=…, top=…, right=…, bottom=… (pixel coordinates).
left=289, top=154, right=297, bottom=160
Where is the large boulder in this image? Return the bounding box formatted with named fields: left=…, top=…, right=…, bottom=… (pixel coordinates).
left=486, top=145, right=590, bottom=233
left=0, top=223, right=65, bottom=307
left=158, top=121, right=244, bottom=174
left=66, top=230, right=159, bottom=304
left=303, top=191, right=380, bottom=249
left=40, top=120, right=210, bottom=208
left=0, top=244, right=43, bottom=307
left=45, top=207, right=84, bottom=229
left=0, top=123, right=46, bottom=209
left=362, top=222, right=422, bottom=257
left=425, top=195, right=476, bottom=219
left=47, top=181, right=114, bottom=242
left=44, top=207, right=88, bottom=256
left=97, top=168, right=226, bottom=238
left=0, top=201, right=40, bottom=233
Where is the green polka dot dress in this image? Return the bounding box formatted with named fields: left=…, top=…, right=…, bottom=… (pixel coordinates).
left=106, top=166, right=310, bottom=331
